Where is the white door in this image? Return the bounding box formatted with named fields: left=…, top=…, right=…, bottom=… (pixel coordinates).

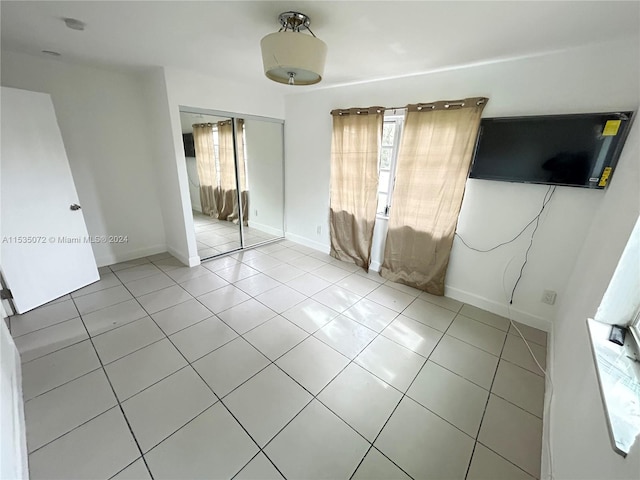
left=1, top=87, right=99, bottom=313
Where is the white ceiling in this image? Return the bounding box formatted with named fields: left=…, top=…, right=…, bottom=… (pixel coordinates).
left=1, top=1, right=638, bottom=90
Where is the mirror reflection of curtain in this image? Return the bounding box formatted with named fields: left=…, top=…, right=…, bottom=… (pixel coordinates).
left=216, top=119, right=248, bottom=225
left=381, top=97, right=488, bottom=295
left=192, top=123, right=218, bottom=216
left=329, top=107, right=384, bottom=269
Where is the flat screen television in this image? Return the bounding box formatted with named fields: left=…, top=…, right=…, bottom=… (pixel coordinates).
left=183, top=133, right=195, bottom=157
left=469, top=111, right=634, bottom=189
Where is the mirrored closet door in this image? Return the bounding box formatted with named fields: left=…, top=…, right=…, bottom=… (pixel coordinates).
left=180, top=108, right=284, bottom=260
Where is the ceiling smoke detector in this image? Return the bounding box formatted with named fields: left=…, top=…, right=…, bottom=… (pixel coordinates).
left=260, top=11, right=327, bottom=86
left=63, top=18, right=86, bottom=31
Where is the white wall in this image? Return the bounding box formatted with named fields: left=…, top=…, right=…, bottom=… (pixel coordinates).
left=244, top=119, right=285, bottom=237
left=0, top=319, right=28, bottom=480
left=157, top=67, right=285, bottom=262
left=1, top=50, right=167, bottom=266
left=0, top=163, right=28, bottom=478
left=548, top=118, right=639, bottom=479
left=284, top=39, right=639, bottom=328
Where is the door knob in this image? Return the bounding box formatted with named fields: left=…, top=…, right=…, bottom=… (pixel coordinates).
left=70, top=204, right=81, bottom=211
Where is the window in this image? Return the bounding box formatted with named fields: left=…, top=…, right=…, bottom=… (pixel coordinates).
left=377, top=115, right=404, bottom=216
left=211, top=123, right=248, bottom=189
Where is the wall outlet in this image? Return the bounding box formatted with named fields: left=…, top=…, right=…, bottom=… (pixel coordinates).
left=316, top=225, right=322, bottom=236
left=541, top=290, right=557, bottom=305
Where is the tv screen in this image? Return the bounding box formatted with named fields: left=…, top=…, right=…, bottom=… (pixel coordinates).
left=183, top=133, right=195, bottom=157
left=469, top=112, right=634, bottom=189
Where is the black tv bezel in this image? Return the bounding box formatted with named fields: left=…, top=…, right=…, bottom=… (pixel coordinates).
left=183, top=132, right=195, bottom=158
left=469, top=111, right=635, bottom=189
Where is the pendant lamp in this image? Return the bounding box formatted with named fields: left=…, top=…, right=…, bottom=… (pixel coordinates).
left=260, top=11, right=327, bottom=86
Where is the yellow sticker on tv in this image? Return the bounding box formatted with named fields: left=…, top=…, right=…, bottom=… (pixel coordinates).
left=603, top=120, right=621, bottom=136
left=599, top=166, right=612, bottom=187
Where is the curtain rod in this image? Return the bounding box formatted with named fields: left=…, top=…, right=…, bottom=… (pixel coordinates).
left=330, top=97, right=488, bottom=116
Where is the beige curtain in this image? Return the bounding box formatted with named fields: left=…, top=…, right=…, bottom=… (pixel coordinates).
left=192, top=123, right=217, bottom=216
left=330, top=107, right=384, bottom=269
left=216, top=119, right=248, bottom=225
left=381, top=97, right=488, bottom=295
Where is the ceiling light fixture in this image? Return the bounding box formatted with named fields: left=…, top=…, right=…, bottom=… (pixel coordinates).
left=260, top=11, right=327, bottom=86
left=63, top=17, right=86, bottom=31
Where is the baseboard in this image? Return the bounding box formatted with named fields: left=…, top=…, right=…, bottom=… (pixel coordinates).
left=540, top=324, right=554, bottom=480
left=444, top=286, right=553, bottom=332
left=248, top=221, right=284, bottom=238
left=284, top=232, right=330, bottom=254
left=370, top=260, right=382, bottom=272
left=95, top=244, right=168, bottom=268
left=167, top=245, right=200, bottom=267
left=14, top=344, right=28, bottom=479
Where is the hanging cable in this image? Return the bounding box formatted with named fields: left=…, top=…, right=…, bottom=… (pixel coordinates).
left=508, top=186, right=556, bottom=304
left=456, top=185, right=556, bottom=253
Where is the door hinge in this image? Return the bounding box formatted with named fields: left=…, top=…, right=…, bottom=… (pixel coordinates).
left=1, top=289, right=13, bottom=300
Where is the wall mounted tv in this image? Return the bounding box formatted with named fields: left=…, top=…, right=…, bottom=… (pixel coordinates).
left=469, top=111, right=634, bottom=189
left=183, top=133, right=195, bottom=157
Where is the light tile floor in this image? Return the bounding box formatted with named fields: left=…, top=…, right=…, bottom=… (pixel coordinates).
left=193, top=211, right=281, bottom=259
left=9, top=242, right=547, bottom=480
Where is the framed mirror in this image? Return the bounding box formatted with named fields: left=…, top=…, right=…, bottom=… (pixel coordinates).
left=179, top=107, right=284, bottom=260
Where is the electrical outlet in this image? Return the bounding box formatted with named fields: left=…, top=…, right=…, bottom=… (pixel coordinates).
left=316, top=225, right=322, bottom=236
left=541, top=290, right=557, bottom=305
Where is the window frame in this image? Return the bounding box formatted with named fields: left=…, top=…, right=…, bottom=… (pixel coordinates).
left=377, top=115, right=404, bottom=217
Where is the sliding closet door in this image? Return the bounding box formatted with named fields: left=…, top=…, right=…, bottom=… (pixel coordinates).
left=181, top=108, right=285, bottom=260
left=241, top=118, right=285, bottom=248
left=182, top=112, right=242, bottom=259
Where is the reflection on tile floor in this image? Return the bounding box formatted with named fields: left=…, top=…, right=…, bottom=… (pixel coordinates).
left=193, top=211, right=281, bottom=258
left=10, top=242, right=547, bottom=480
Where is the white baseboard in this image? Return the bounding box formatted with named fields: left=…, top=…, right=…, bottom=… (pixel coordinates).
left=284, top=232, right=330, bottom=254
left=95, top=244, right=168, bottom=268
left=167, top=245, right=200, bottom=267
left=248, top=221, right=284, bottom=238
left=370, top=260, right=382, bottom=272
left=540, top=324, right=554, bottom=480
left=444, top=285, right=553, bottom=332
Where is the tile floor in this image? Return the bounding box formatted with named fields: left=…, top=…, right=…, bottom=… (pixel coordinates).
left=9, top=241, right=547, bottom=480
left=193, top=211, right=281, bottom=259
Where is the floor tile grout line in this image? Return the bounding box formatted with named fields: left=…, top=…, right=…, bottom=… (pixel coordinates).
left=475, top=438, right=541, bottom=479
left=347, top=303, right=466, bottom=480
left=26, top=404, right=121, bottom=456
left=196, top=246, right=494, bottom=475
left=252, top=280, right=436, bottom=477
left=139, top=249, right=414, bottom=477
left=107, top=456, right=148, bottom=480
left=22, top=363, right=104, bottom=403
left=117, top=277, right=291, bottom=480
left=73, top=284, right=137, bottom=316
left=21, top=244, right=546, bottom=479
left=196, top=247, right=501, bottom=468
left=25, top=301, right=540, bottom=475
left=463, top=318, right=512, bottom=480
left=10, top=307, right=80, bottom=339
left=68, top=295, right=156, bottom=480
left=18, top=330, right=92, bottom=366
